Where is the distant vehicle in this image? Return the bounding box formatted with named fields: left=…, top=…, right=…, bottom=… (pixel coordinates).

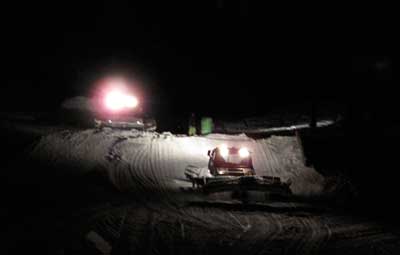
left=185, top=145, right=292, bottom=202
left=92, top=80, right=157, bottom=131
left=94, top=116, right=156, bottom=131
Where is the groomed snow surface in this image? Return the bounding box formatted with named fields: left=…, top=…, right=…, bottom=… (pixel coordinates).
left=29, top=128, right=400, bottom=254
left=32, top=129, right=324, bottom=197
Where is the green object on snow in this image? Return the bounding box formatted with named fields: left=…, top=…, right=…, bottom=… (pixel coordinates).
left=201, top=117, right=213, bottom=135
left=188, top=126, right=197, bottom=136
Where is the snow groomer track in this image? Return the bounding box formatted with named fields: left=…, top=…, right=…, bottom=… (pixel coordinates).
left=31, top=129, right=400, bottom=254
left=32, top=129, right=323, bottom=196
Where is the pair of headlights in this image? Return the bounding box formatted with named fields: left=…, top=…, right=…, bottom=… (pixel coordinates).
left=219, top=145, right=250, bottom=158
left=105, top=90, right=139, bottom=111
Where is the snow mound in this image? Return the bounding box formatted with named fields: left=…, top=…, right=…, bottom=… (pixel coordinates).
left=61, top=96, right=96, bottom=112
left=31, top=129, right=324, bottom=197
left=204, top=133, right=251, bottom=141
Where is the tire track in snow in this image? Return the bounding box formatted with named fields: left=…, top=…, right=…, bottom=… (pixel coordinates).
left=274, top=213, right=331, bottom=255
left=295, top=216, right=324, bottom=255
left=281, top=215, right=309, bottom=255
left=32, top=129, right=325, bottom=200
left=31, top=129, right=400, bottom=254
left=128, top=132, right=320, bottom=197
left=106, top=136, right=130, bottom=191
left=150, top=139, right=181, bottom=207
left=126, top=141, right=152, bottom=192
left=253, top=213, right=284, bottom=255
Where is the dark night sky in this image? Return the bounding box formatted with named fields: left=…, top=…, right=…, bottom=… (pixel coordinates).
left=3, top=1, right=397, bottom=118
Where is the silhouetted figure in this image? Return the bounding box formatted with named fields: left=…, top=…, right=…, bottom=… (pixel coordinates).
left=188, top=113, right=197, bottom=136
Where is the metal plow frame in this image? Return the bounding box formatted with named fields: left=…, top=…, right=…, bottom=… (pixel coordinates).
left=203, top=176, right=292, bottom=196
left=184, top=165, right=292, bottom=199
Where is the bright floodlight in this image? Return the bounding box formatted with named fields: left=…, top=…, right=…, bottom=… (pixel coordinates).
left=105, top=90, right=138, bottom=111
left=239, top=147, right=250, bottom=157
left=219, top=144, right=229, bottom=157
left=124, top=95, right=138, bottom=108
left=105, top=90, right=125, bottom=110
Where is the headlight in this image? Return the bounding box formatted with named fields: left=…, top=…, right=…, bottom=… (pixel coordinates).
left=105, top=90, right=125, bottom=110
left=219, top=144, right=229, bottom=157
left=105, top=90, right=138, bottom=111
left=124, top=95, right=138, bottom=108
left=239, top=147, right=249, bottom=157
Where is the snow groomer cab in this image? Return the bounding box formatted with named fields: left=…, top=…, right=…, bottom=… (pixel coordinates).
left=207, top=145, right=256, bottom=177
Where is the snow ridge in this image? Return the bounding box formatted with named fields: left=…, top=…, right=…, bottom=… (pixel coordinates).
left=31, top=129, right=324, bottom=196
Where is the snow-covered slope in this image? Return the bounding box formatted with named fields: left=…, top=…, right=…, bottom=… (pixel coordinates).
left=31, top=129, right=324, bottom=196
left=22, top=127, right=400, bottom=255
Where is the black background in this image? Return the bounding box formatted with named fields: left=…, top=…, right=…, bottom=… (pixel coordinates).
left=2, top=1, right=397, bottom=119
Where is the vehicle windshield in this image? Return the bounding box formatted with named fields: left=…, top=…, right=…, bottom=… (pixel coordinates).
left=215, top=149, right=252, bottom=167
left=221, top=154, right=246, bottom=164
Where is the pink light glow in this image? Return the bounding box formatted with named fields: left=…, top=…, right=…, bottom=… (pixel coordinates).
left=104, top=89, right=138, bottom=111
